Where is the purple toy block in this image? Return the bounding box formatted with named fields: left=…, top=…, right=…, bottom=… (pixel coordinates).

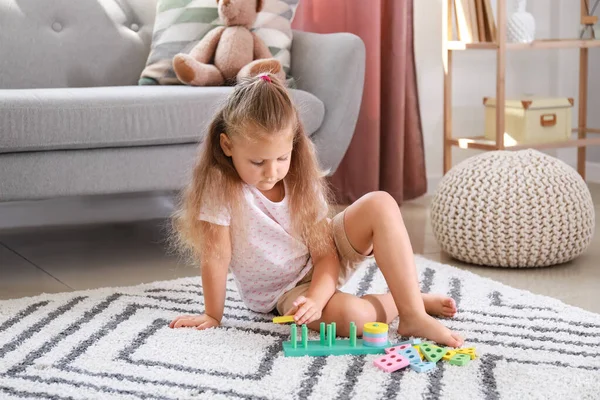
left=373, top=353, right=410, bottom=373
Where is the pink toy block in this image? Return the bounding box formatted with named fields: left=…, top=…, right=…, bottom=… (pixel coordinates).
left=364, top=336, right=389, bottom=344
left=384, top=343, right=412, bottom=354
left=373, top=353, right=410, bottom=373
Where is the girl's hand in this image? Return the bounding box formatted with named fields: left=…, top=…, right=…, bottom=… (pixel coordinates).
left=169, top=314, right=220, bottom=330
left=286, top=296, right=323, bottom=325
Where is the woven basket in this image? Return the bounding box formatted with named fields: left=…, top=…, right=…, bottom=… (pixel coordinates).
left=430, top=150, right=595, bottom=267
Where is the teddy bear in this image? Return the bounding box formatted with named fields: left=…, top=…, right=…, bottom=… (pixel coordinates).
left=172, top=0, right=286, bottom=86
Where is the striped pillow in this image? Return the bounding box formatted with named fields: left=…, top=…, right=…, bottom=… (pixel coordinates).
left=139, top=0, right=300, bottom=86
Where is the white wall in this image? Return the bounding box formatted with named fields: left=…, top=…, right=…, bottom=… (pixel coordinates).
left=414, top=0, right=567, bottom=192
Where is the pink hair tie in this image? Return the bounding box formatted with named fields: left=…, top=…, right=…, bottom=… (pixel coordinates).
left=259, top=74, right=272, bottom=83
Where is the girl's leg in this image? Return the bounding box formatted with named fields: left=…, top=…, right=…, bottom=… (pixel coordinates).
left=307, top=293, right=456, bottom=337
left=307, top=292, right=391, bottom=337
left=337, top=191, right=463, bottom=347
left=358, top=292, right=458, bottom=320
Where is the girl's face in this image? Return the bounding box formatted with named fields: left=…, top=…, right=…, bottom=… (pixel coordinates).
left=220, top=125, right=294, bottom=192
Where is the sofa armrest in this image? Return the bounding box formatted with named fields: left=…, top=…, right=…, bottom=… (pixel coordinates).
left=291, top=30, right=366, bottom=175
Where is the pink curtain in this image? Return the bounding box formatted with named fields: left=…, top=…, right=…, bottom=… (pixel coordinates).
left=292, top=0, right=427, bottom=204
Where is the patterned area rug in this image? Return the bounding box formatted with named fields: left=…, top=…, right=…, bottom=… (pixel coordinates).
left=1, top=256, right=599, bottom=399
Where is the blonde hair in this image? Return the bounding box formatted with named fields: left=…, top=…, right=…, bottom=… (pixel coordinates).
left=172, top=74, right=333, bottom=264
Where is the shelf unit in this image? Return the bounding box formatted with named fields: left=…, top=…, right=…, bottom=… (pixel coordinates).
left=442, top=0, right=599, bottom=179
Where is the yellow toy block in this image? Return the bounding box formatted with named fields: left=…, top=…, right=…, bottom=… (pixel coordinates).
left=442, top=349, right=458, bottom=361
left=363, top=322, right=388, bottom=335
left=273, top=315, right=295, bottom=324
left=456, top=347, right=477, bottom=360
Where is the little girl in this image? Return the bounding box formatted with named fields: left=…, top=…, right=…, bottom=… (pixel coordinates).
left=169, top=73, right=463, bottom=348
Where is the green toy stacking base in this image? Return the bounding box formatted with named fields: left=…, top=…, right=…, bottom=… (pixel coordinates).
left=282, top=322, right=390, bottom=357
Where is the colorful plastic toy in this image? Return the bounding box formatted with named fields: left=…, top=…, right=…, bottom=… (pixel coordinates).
left=456, top=347, right=478, bottom=360
left=282, top=322, right=391, bottom=357
left=420, top=343, right=447, bottom=363
left=385, top=343, right=412, bottom=354
left=442, top=349, right=458, bottom=361
left=409, top=361, right=436, bottom=373
left=363, top=337, right=389, bottom=347
left=413, top=344, right=424, bottom=359
left=387, top=338, right=421, bottom=350
left=373, top=353, right=409, bottom=373
left=449, top=353, right=471, bottom=366
left=374, top=341, right=479, bottom=374
left=363, top=322, right=388, bottom=334
left=399, top=347, right=421, bottom=364
left=272, top=315, right=295, bottom=324
left=362, top=324, right=390, bottom=348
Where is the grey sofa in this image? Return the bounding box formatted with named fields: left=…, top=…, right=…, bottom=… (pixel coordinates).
left=0, top=0, right=365, bottom=202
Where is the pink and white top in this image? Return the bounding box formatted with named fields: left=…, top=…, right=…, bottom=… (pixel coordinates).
left=199, top=181, right=324, bottom=313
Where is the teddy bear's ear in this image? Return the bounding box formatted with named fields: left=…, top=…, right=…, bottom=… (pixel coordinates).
left=256, top=0, right=264, bottom=12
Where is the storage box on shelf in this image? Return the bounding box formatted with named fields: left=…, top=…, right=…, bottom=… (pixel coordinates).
left=483, top=97, right=573, bottom=146
left=442, top=0, right=600, bottom=178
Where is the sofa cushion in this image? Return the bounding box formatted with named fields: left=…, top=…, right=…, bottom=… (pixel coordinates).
left=0, top=0, right=158, bottom=89
left=0, top=86, right=324, bottom=153
left=139, top=0, right=300, bottom=86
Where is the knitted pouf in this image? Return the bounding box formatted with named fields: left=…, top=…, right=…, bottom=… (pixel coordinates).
left=430, top=149, right=595, bottom=267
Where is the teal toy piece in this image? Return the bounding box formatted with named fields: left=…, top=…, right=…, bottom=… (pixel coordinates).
left=282, top=322, right=391, bottom=357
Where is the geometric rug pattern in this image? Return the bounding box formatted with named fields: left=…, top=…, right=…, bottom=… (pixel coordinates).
left=1, top=256, right=599, bottom=399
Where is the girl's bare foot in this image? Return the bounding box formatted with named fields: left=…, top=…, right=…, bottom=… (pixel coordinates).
left=422, top=293, right=457, bottom=318
left=397, top=313, right=464, bottom=348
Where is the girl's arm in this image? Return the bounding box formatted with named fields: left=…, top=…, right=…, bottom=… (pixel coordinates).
left=170, top=222, right=231, bottom=329
left=305, top=248, right=339, bottom=309
left=200, top=221, right=232, bottom=323
left=288, top=220, right=339, bottom=324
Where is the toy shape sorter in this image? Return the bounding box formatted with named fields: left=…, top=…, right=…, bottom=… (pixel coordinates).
left=282, top=322, right=391, bottom=357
